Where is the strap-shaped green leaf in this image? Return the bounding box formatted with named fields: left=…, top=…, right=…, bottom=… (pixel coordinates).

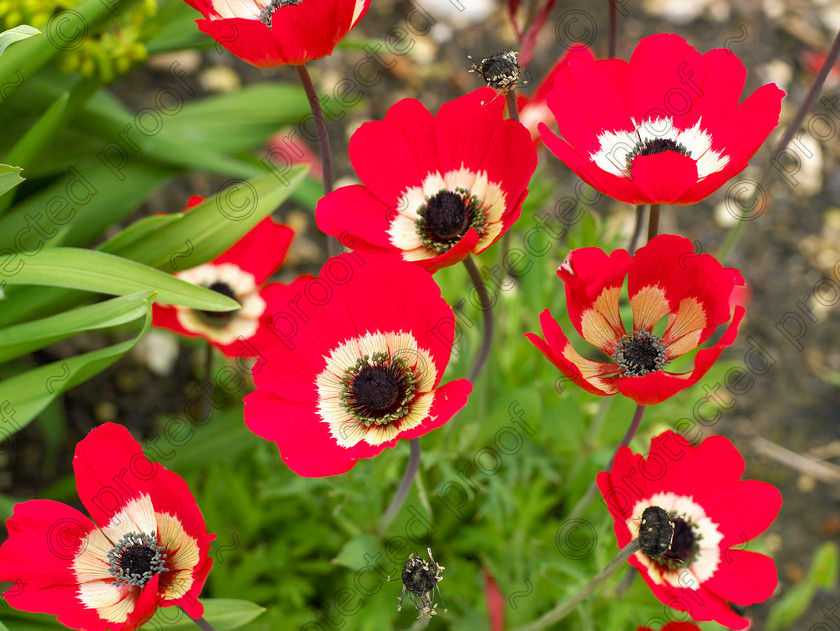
left=0, top=164, right=23, bottom=198
left=1, top=248, right=239, bottom=310
left=144, top=599, right=266, bottom=629
left=114, top=166, right=308, bottom=272
left=0, top=291, right=152, bottom=362
left=0, top=301, right=152, bottom=434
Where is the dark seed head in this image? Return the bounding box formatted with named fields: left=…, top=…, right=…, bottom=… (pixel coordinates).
left=470, top=50, right=521, bottom=90
left=638, top=506, right=674, bottom=559
left=611, top=330, right=670, bottom=377
left=625, top=137, right=692, bottom=173
left=259, top=0, right=302, bottom=28
left=402, top=557, right=440, bottom=595
left=660, top=516, right=697, bottom=565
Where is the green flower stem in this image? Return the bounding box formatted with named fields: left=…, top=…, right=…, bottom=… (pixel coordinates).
left=296, top=63, right=338, bottom=257
left=464, top=255, right=495, bottom=382
left=608, top=404, right=645, bottom=472
left=376, top=438, right=422, bottom=535
left=510, top=539, right=641, bottom=631
left=627, top=204, right=646, bottom=254
left=647, top=203, right=660, bottom=241
left=719, top=27, right=840, bottom=264
left=180, top=609, right=219, bottom=631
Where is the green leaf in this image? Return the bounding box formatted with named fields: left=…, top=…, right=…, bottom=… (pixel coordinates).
left=0, top=164, right=24, bottom=197
left=0, top=302, right=152, bottom=434
left=97, top=213, right=185, bottom=254
left=1, top=248, right=239, bottom=311
left=0, top=92, right=70, bottom=215
left=144, top=599, right=265, bottom=629
left=0, top=25, right=40, bottom=56
left=0, top=291, right=152, bottom=362
left=766, top=542, right=839, bottom=631
left=332, top=533, right=386, bottom=571
left=114, top=167, right=308, bottom=272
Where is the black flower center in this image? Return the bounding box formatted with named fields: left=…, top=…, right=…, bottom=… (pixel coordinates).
left=625, top=137, right=692, bottom=173
left=195, top=281, right=240, bottom=327
left=259, top=0, right=302, bottom=28
left=340, top=352, right=417, bottom=426
left=107, top=531, right=168, bottom=588
left=611, top=330, right=670, bottom=377
left=415, top=189, right=486, bottom=254
left=656, top=516, right=700, bottom=569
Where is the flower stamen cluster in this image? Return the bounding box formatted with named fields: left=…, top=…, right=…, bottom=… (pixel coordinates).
left=339, top=352, right=418, bottom=426
left=107, top=531, right=168, bottom=588
left=415, top=189, right=486, bottom=254
left=611, top=330, right=671, bottom=377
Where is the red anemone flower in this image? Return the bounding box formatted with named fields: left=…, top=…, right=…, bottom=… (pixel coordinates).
left=0, top=423, right=214, bottom=630
left=517, top=44, right=594, bottom=141
left=244, top=253, right=472, bottom=476
left=598, top=431, right=781, bottom=629
left=540, top=33, right=784, bottom=205
left=526, top=235, right=745, bottom=405
left=316, top=88, right=538, bottom=273
left=152, top=199, right=294, bottom=358
left=182, top=0, right=370, bottom=67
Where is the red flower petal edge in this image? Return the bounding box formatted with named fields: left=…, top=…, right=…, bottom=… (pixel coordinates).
left=0, top=423, right=214, bottom=630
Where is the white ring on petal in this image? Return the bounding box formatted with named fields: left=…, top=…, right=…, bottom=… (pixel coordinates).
left=628, top=492, right=724, bottom=589
left=73, top=494, right=202, bottom=622
left=205, top=0, right=265, bottom=20
left=173, top=263, right=265, bottom=346
left=591, top=117, right=730, bottom=181
left=316, top=331, right=438, bottom=448
left=388, top=168, right=508, bottom=262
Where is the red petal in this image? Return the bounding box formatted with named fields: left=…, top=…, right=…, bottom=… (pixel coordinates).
left=436, top=88, right=502, bottom=175
left=711, top=480, right=782, bottom=549
left=628, top=34, right=702, bottom=130
left=349, top=109, right=426, bottom=205
left=0, top=501, right=116, bottom=630
left=629, top=152, right=699, bottom=205
left=216, top=217, right=293, bottom=284
left=152, top=304, right=197, bottom=340
left=394, top=379, right=472, bottom=441
left=196, top=18, right=285, bottom=67
left=73, top=424, right=210, bottom=543
left=316, top=184, right=396, bottom=248
left=243, top=392, right=371, bottom=476
left=704, top=550, right=778, bottom=606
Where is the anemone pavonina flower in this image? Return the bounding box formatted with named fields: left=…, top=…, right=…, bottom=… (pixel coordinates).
left=526, top=235, right=745, bottom=405
left=517, top=44, right=594, bottom=141
left=598, top=431, right=781, bottom=629
left=152, top=198, right=294, bottom=358
left=0, top=423, right=214, bottom=630
left=540, top=33, right=784, bottom=205
left=182, top=0, right=370, bottom=67
left=244, top=253, right=472, bottom=476
left=316, top=88, right=538, bottom=273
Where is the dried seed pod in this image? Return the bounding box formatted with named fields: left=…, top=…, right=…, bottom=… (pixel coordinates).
left=468, top=51, right=524, bottom=93
left=390, top=548, right=447, bottom=619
